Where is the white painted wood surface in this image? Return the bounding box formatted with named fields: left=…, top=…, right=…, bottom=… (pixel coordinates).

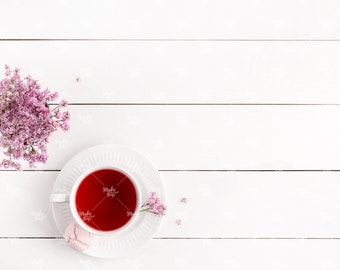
left=0, top=0, right=340, bottom=39
left=2, top=239, right=340, bottom=270
left=2, top=41, right=340, bottom=104
left=1, top=0, right=340, bottom=268
left=37, top=105, right=340, bottom=170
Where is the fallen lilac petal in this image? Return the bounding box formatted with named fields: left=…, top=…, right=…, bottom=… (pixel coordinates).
left=175, top=219, right=182, bottom=226
left=180, top=198, right=188, bottom=203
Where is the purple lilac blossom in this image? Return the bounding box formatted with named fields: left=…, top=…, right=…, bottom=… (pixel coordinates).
left=141, top=192, right=167, bottom=216
left=0, top=65, right=70, bottom=170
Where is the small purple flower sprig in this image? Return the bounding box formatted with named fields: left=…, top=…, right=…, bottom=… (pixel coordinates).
left=0, top=65, right=70, bottom=170
left=140, top=192, right=166, bottom=216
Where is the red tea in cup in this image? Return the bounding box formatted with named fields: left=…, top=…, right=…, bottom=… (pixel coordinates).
left=75, top=168, right=138, bottom=232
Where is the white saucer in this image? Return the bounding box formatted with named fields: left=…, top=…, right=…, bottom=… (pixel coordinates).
left=51, top=144, right=165, bottom=259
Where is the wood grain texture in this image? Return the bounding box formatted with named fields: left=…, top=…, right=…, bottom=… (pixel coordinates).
left=2, top=171, right=340, bottom=238
left=1, top=239, right=340, bottom=269
left=2, top=0, right=340, bottom=266
left=7, top=105, right=339, bottom=170
left=0, top=0, right=340, bottom=39
left=1, top=41, right=340, bottom=103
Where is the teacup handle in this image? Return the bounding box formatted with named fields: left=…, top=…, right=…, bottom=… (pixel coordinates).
left=50, top=194, right=70, bottom=203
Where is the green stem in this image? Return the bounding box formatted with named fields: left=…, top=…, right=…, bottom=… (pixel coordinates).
left=139, top=208, right=158, bottom=215
left=51, top=105, right=60, bottom=112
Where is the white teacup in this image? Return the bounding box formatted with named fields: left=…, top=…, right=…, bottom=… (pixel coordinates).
left=50, top=166, right=141, bottom=236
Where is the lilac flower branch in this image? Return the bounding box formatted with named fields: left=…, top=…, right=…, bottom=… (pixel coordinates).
left=140, top=192, right=166, bottom=216
left=0, top=65, right=70, bottom=170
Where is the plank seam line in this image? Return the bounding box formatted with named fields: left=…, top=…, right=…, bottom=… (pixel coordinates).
left=2, top=170, right=340, bottom=172
left=2, top=237, right=340, bottom=240
left=2, top=39, right=340, bottom=42
left=48, top=103, right=340, bottom=106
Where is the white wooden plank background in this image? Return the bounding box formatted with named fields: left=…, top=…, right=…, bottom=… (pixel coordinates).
left=2, top=41, right=340, bottom=104
left=37, top=105, right=340, bottom=170
left=2, top=239, right=340, bottom=270
left=1, top=0, right=340, bottom=39
left=1, top=0, right=340, bottom=269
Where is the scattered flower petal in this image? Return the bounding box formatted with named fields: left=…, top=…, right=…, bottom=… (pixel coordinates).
left=180, top=197, right=188, bottom=203
left=175, top=219, right=182, bottom=226
left=59, top=99, right=68, bottom=107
